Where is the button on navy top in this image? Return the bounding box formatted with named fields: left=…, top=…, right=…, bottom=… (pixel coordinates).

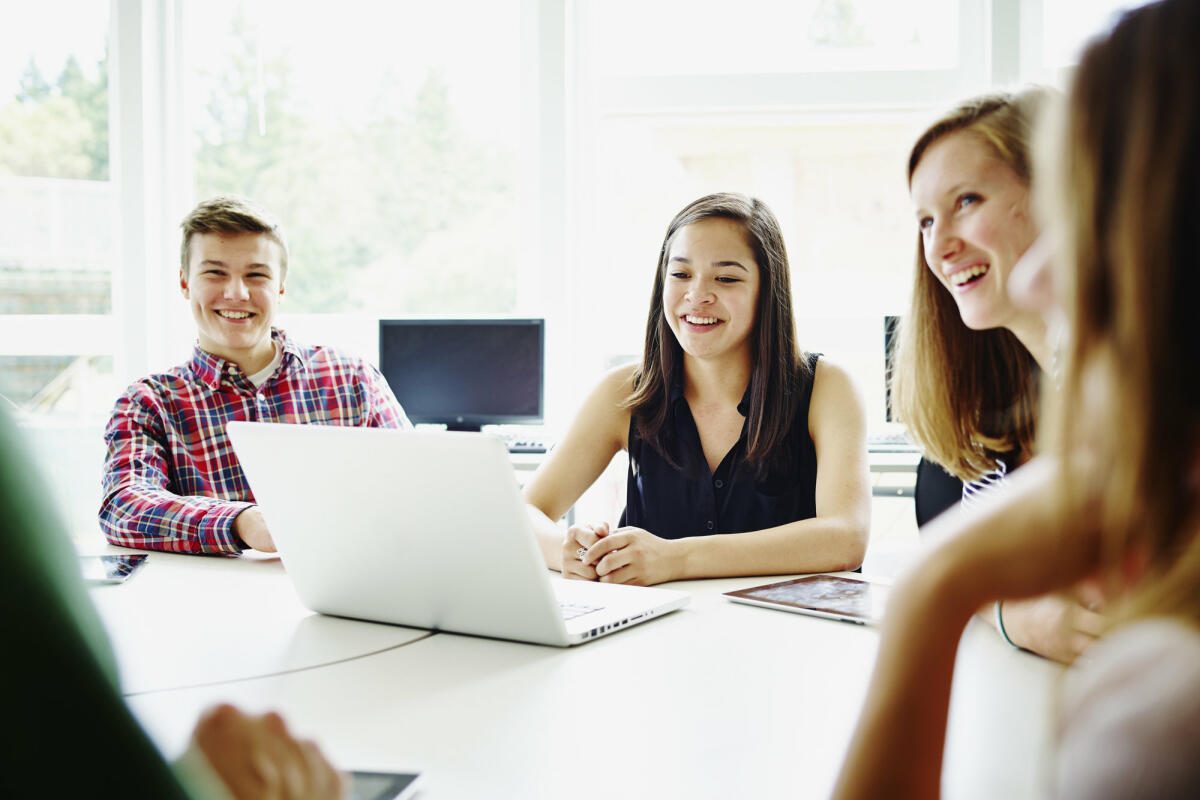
left=620, top=352, right=820, bottom=540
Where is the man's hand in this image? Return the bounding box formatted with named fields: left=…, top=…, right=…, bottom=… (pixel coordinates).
left=234, top=507, right=276, bottom=552
left=189, top=704, right=346, bottom=799
left=586, top=526, right=683, bottom=586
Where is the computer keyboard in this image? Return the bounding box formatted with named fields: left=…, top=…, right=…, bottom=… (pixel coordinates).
left=866, top=431, right=919, bottom=453
left=489, top=427, right=550, bottom=454
left=505, top=438, right=547, bottom=454
left=560, top=602, right=603, bottom=621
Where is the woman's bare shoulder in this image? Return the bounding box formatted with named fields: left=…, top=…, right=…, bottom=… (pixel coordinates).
left=597, top=361, right=639, bottom=402
left=565, top=362, right=638, bottom=448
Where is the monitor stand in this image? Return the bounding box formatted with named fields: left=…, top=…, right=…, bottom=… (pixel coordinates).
left=445, top=422, right=482, bottom=433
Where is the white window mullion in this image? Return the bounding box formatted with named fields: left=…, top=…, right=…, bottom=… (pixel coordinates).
left=988, top=0, right=1023, bottom=86
left=110, top=0, right=190, bottom=386
left=595, top=69, right=988, bottom=115
left=521, top=0, right=573, bottom=429
left=0, top=316, right=115, bottom=357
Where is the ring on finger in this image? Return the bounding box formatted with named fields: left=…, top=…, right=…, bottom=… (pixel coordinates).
left=576, top=546, right=587, bottom=562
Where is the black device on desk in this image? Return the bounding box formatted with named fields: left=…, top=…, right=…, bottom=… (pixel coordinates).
left=350, top=770, right=420, bottom=800
left=725, top=574, right=888, bottom=625
left=870, top=314, right=920, bottom=454
left=80, top=554, right=147, bottom=584
left=379, top=318, right=545, bottom=441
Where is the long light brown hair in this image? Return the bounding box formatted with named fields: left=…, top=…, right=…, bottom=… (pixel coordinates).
left=891, top=90, right=1048, bottom=481
left=624, top=193, right=811, bottom=479
left=1046, top=0, right=1200, bottom=624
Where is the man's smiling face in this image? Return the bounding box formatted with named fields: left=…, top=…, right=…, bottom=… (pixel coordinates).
left=180, top=231, right=285, bottom=373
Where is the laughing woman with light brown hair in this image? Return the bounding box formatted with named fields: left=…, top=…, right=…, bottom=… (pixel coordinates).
left=893, top=88, right=1109, bottom=664
left=894, top=89, right=1048, bottom=485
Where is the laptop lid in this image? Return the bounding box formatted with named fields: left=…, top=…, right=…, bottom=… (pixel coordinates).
left=225, top=422, right=686, bottom=646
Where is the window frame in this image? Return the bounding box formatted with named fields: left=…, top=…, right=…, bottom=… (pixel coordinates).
left=7, top=0, right=1099, bottom=428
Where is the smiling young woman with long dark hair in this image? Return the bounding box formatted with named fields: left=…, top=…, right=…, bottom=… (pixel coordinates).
left=524, top=193, right=870, bottom=586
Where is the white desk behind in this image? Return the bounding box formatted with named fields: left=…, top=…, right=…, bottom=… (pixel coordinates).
left=120, top=565, right=1064, bottom=799
left=89, top=549, right=430, bottom=695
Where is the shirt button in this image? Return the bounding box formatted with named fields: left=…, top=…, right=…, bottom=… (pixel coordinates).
left=705, top=520, right=714, bottom=531
left=714, top=479, right=724, bottom=489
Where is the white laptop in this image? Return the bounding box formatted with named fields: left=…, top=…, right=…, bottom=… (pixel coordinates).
left=225, top=422, right=689, bottom=646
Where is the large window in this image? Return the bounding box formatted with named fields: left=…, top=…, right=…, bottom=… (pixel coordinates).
left=183, top=0, right=522, bottom=348
left=0, top=1, right=116, bottom=422
left=565, top=0, right=990, bottom=425
left=562, top=0, right=1148, bottom=426
left=1037, top=0, right=1143, bottom=73
left=586, top=0, right=961, bottom=76
left=4, top=0, right=1148, bottom=429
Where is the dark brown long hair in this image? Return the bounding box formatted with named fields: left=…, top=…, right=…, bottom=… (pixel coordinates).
left=1046, top=0, right=1200, bottom=624
left=623, top=193, right=810, bottom=478
left=891, top=90, right=1048, bottom=481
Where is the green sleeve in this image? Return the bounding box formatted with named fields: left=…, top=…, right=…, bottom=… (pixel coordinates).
left=0, top=410, right=201, bottom=798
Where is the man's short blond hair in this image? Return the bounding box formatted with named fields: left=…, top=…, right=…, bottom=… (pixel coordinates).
left=180, top=195, right=289, bottom=279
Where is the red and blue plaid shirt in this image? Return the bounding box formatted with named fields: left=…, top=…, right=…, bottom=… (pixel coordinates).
left=100, top=329, right=410, bottom=553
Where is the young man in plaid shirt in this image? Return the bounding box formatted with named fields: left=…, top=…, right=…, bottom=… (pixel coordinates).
left=100, top=195, right=411, bottom=554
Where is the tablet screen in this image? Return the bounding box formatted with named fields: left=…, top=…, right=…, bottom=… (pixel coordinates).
left=724, top=574, right=887, bottom=624
left=80, top=554, right=148, bottom=585
left=350, top=771, right=421, bottom=800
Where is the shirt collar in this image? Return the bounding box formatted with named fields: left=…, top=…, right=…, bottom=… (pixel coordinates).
left=736, top=382, right=751, bottom=417
left=668, top=368, right=687, bottom=407
left=276, top=328, right=302, bottom=367
left=187, top=328, right=294, bottom=389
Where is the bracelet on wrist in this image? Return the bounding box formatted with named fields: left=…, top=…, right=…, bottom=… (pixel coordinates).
left=995, top=600, right=1020, bottom=649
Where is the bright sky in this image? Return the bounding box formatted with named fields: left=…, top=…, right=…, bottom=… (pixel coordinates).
left=0, top=0, right=522, bottom=145
left=1042, top=0, right=1148, bottom=65
left=0, top=2, right=108, bottom=97
left=0, top=0, right=1147, bottom=122
left=588, top=0, right=961, bottom=76
left=187, top=0, right=522, bottom=143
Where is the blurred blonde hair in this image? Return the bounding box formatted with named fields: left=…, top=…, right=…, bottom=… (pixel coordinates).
left=891, top=89, right=1049, bottom=481
left=1045, top=0, right=1200, bottom=624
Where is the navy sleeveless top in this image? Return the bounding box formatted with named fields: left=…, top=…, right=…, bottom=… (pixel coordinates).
left=620, top=353, right=820, bottom=540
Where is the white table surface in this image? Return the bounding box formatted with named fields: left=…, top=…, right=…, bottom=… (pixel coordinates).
left=88, top=549, right=430, bottom=695
left=117, top=566, right=1064, bottom=799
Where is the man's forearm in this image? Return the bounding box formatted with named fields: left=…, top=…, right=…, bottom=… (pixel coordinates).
left=99, top=487, right=250, bottom=553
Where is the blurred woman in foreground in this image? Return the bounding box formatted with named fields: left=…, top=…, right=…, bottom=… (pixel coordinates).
left=834, top=0, right=1200, bottom=796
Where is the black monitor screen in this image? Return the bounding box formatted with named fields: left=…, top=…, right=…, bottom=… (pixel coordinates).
left=378, top=319, right=544, bottom=430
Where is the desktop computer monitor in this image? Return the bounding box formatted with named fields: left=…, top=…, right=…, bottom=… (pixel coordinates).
left=378, top=318, right=544, bottom=431
left=884, top=315, right=900, bottom=422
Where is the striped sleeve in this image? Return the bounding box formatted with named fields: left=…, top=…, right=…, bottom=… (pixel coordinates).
left=99, top=390, right=248, bottom=554
left=961, top=458, right=1009, bottom=508
left=361, top=362, right=412, bottom=429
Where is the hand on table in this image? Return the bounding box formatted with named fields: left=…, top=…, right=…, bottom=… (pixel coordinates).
left=190, top=704, right=346, bottom=800
left=235, top=507, right=276, bottom=553
left=562, top=521, right=609, bottom=581
left=584, top=526, right=683, bottom=587
left=998, top=591, right=1106, bottom=664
